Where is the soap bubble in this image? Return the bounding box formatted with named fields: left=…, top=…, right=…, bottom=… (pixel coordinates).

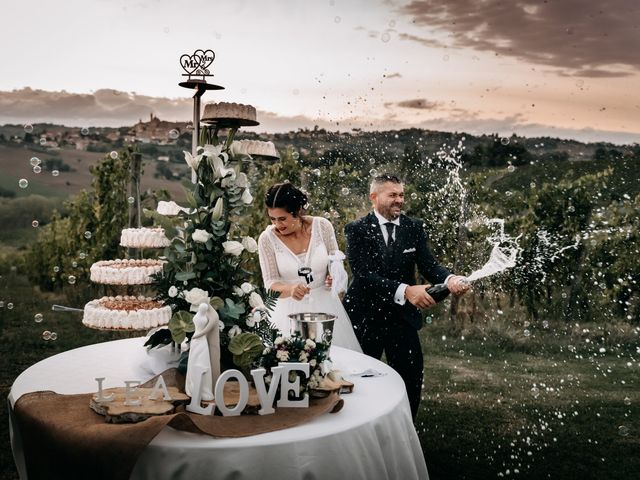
left=18, top=179, right=29, bottom=189
left=381, top=32, right=391, bottom=43
left=80, top=127, right=89, bottom=136
left=623, top=397, right=631, bottom=406
left=411, top=192, right=418, bottom=200
left=507, top=165, right=516, bottom=173
left=34, top=313, right=43, bottom=323
left=169, top=129, right=180, bottom=140
left=7, top=302, right=14, bottom=310
left=531, top=387, right=540, bottom=397
left=53, top=266, right=60, bottom=273
left=109, top=151, right=118, bottom=159
left=52, top=170, right=60, bottom=177
left=323, top=211, right=331, bottom=218
left=72, top=261, right=78, bottom=268
left=313, top=169, right=321, bottom=176
left=425, top=316, right=433, bottom=324
left=24, top=124, right=34, bottom=133
left=30, top=156, right=41, bottom=166
left=523, top=329, right=531, bottom=337
left=292, top=151, right=300, bottom=160
left=33, top=165, right=42, bottom=173
left=39, top=137, right=47, bottom=146
left=338, top=170, right=346, bottom=177
left=42, top=330, right=52, bottom=341
left=334, top=16, right=341, bottom=23
left=50, top=332, right=58, bottom=341
left=79, top=252, right=87, bottom=259
left=68, top=275, right=76, bottom=285
left=341, top=187, right=350, bottom=195
left=618, top=425, right=630, bottom=437
left=369, top=168, right=378, bottom=176
left=127, top=196, right=135, bottom=204
left=84, top=231, right=92, bottom=239
left=31, top=220, right=39, bottom=228
left=500, top=137, right=510, bottom=145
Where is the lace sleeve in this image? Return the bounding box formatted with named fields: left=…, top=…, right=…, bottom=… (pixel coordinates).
left=317, top=217, right=340, bottom=254
left=258, top=230, right=280, bottom=290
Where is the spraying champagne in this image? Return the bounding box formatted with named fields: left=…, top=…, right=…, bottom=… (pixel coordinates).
left=425, top=277, right=470, bottom=303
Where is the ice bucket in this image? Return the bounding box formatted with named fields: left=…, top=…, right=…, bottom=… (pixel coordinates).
left=288, top=312, right=336, bottom=345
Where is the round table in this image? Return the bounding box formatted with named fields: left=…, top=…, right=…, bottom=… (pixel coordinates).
left=9, top=338, right=428, bottom=480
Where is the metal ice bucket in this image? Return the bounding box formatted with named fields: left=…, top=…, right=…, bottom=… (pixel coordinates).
left=288, top=312, right=336, bottom=345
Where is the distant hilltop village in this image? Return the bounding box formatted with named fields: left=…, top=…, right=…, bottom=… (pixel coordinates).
left=1, top=114, right=190, bottom=150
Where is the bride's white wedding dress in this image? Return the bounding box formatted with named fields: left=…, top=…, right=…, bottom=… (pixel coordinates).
left=258, top=216, right=362, bottom=352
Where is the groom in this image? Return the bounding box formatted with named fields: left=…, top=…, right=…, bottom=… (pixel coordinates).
left=344, top=174, right=469, bottom=419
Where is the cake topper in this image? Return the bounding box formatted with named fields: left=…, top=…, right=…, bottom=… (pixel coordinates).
left=180, top=49, right=215, bottom=81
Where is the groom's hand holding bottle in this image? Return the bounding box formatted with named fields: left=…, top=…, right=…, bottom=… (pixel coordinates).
left=289, top=283, right=311, bottom=300
left=405, top=284, right=437, bottom=309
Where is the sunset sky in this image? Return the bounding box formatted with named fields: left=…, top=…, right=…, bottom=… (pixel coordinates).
left=1, top=0, right=639, bottom=143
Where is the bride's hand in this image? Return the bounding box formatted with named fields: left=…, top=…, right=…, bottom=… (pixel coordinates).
left=289, top=283, right=310, bottom=301
left=324, top=274, right=333, bottom=289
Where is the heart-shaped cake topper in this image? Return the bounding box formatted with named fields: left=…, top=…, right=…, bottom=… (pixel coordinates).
left=180, top=49, right=215, bottom=78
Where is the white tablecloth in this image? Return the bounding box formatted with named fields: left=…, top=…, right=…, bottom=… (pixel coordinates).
left=9, top=338, right=428, bottom=480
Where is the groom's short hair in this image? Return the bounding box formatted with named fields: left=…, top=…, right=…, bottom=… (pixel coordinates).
left=370, top=174, right=402, bottom=194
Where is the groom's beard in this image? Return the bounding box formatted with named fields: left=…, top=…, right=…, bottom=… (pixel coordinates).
left=379, top=203, right=403, bottom=220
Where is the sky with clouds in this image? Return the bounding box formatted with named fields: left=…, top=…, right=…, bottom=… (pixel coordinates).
left=1, top=0, right=639, bottom=143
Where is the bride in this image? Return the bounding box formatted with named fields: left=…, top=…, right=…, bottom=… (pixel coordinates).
left=257, top=182, right=362, bottom=352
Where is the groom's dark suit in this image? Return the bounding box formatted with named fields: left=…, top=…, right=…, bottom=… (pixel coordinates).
left=344, top=212, right=450, bottom=419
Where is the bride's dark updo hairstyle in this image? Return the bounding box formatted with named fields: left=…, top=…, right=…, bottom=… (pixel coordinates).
left=265, top=182, right=308, bottom=217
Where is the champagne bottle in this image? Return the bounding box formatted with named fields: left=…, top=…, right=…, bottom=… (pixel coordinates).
left=425, top=283, right=450, bottom=303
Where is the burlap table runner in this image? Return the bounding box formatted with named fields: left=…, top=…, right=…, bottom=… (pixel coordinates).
left=12, top=369, right=344, bottom=480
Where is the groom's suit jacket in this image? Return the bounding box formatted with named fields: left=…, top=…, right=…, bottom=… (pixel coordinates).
left=344, top=212, right=450, bottom=330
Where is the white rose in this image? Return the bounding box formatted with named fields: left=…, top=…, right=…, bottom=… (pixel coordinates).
left=184, top=150, right=202, bottom=170
left=183, top=287, right=210, bottom=311
left=218, top=319, right=225, bottom=331
left=240, top=282, right=254, bottom=294
left=157, top=201, right=188, bottom=216
left=233, top=286, right=244, bottom=296
left=228, top=325, right=242, bottom=338
left=245, top=315, right=256, bottom=328
left=251, top=310, right=262, bottom=324
left=304, top=339, right=316, bottom=350
left=223, top=241, right=244, bottom=256
left=242, top=236, right=258, bottom=253
left=192, top=229, right=211, bottom=243
left=309, top=359, right=317, bottom=367
left=262, top=347, right=271, bottom=355
left=249, top=292, right=265, bottom=309
left=241, top=189, right=253, bottom=205
left=168, top=286, right=178, bottom=298
left=274, top=336, right=284, bottom=345
left=202, top=144, right=223, bottom=158
left=299, top=351, right=308, bottom=362
left=276, top=350, right=290, bottom=362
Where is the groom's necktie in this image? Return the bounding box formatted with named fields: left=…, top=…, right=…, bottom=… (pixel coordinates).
left=385, top=222, right=395, bottom=249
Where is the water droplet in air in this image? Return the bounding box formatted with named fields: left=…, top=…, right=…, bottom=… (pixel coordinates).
left=523, top=329, right=531, bottom=337
left=68, top=275, right=76, bottom=285
left=7, top=302, right=14, bottom=310
left=42, top=330, right=52, bottom=341
left=34, top=313, right=44, bottom=323
left=84, top=231, right=92, bottom=239
left=18, top=179, right=29, bottom=189
left=31, top=220, right=39, bottom=228
left=338, top=170, right=345, bottom=177
left=507, top=165, right=515, bottom=173
left=79, top=252, right=87, bottom=259
left=72, top=261, right=78, bottom=268
left=341, top=187, right=350, bottom=195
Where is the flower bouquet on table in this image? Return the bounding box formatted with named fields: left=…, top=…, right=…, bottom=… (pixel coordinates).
left=144, top=139, right=279, bottom=370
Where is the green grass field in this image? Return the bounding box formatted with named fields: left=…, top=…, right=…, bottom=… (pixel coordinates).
left=1, top=271, right=637, bottom=479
